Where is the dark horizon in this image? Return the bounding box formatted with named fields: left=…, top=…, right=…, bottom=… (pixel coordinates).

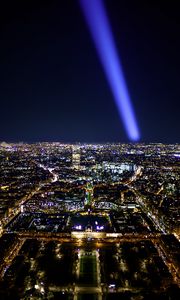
left=0, top=1, right=180, bottom=143
left=1, top=139, right=179, bottom=146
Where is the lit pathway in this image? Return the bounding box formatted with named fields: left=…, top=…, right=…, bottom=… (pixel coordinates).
left=0, top=238, right=26, bottom=278
left=0, top=162, right=59, bottom=234
left=74, top=249, right=102, bottom=300
left=153, top=239, right=180, bottom=287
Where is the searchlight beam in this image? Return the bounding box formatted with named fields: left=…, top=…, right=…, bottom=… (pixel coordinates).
left=79, top=0, right=140, bottom=141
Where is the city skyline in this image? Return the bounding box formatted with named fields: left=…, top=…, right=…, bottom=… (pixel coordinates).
left=0, top=142, right=179, bottom=299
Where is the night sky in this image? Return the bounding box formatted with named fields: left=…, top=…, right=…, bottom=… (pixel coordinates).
left=0, top=0, right=180, bottom=143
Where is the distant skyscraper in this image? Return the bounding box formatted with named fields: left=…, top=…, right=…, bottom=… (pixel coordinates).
left=72, top=146, right=81, bottom=169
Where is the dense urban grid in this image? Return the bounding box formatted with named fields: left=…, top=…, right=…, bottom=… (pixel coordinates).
left=0, top=142, right=179, bottom=300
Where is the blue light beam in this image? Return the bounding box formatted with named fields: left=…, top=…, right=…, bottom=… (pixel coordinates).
left=79, top=0, right=140, bottom=141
